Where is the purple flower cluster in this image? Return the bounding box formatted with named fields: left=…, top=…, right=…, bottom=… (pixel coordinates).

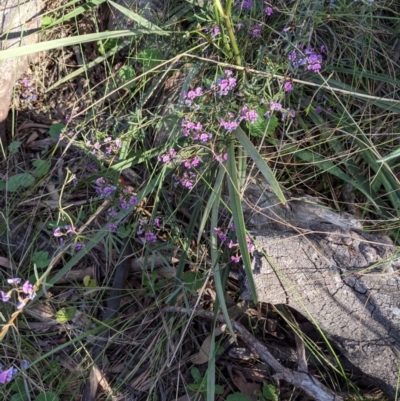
left=212, top=70, right=237, bottom=96
left=181, top=120, right=212, bottom=143
left=158, top=149, right=178, bottom=164
left=94, top=177, right=117, bottom=198
left=264, top=101, right=296, bottom=121
left=0, top=278, right=36, bottom=310
left=288, top=46, right=323, bottom=73
left=184, top=87, right=203, bottom=108
left=240, top=105, right=259, bottom=123
left=53, top=224, right=83, bottom=251
left=20, top=77, right=37, bottom=102
left=86, top=137, right=122, bottom=156
left=237, top=0, right=253, bottom=10
left=137, top=219, right=158, bottom=244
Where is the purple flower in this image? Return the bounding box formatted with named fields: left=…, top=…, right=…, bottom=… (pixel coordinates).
left=251, top=27, right=262, bottom=37
left=0, top=367, right=17, bottom=384
left=238, top=0, right=253, bottom=10
left=237, top=23, right=243, bottom=31
left=199, top=133, right=212, bottom=143
left=220, top=120, right=239, bottom=132
left=215, top=153, right=228, bottom=163
left=7, top=278, right=21, bottom=285
left=115, top=139, right=122, bottom=148
left=0, top=291, right=10, bottom=302
left=315, top=105, right=323, bottom=114
left=74, top=242, right=83, bottom=251
left=144, top=232, right=157, bottom=243
left=288, top=51, right=297, bottom=61
left=53, top=227, right=62, bottom=237
left=228, top=222, right=235, bottom=231
left=65, top=225, right=77, bottom=236
left=154, top=218, right=161, bottom=228
left=212, top=26, right=220, bottom=37
left=283, top=81, right=293, bottom=92
left=231, top=255, right=241, bottom=263
left=93, top=142, right=101, bottom=150
left=269, top=102, right=282, bottom=111
left=109, top=210, right=118, bottom=217
left=109, top=224, right=117, bottom=232
left=22, top=281, right=33, bottom=295
left=246, top=235, right=255, bottom=253
left=265, top=6, right=273, bottom=15
left=102, top=186, right=116, bottom=197
left=129, top=196, right=138, bottom=205
left=227, top=240, right=237, bottom=249
left=120, top=198, right=128, bottom=209
left=95, top=177, right=105, bottom=187
left=241, top=105, right=259, bottom=123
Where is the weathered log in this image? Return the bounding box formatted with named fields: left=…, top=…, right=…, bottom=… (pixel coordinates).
left=239, top=180, right=400, bottom=398
left=0, top=0, right=43, bottom=145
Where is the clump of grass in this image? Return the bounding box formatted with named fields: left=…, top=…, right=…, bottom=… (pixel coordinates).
left=0, top=0, right=399, bottom=399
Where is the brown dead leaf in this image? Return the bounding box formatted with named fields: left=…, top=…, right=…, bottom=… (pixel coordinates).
left=191, top=324, right=226, bottom=364
left=231, top=370, right=260, bottom=401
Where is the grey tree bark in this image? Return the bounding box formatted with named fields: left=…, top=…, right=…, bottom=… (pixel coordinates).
left=0, top=0, right=43, bottom=144
left=238, top=179, right=400, bottom=399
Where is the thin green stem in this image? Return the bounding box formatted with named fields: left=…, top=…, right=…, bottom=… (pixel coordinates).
left=212, top=0, right=233, bottom=58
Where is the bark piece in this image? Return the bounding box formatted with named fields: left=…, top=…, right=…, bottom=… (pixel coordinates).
left=0, top=0, right=43, bottom=144
left=239, top=181, right=400, bottom=398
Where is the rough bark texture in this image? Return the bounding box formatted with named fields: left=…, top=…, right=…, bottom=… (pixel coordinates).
left=238, top=179, right=400, bottom=399
left=0, top=0, right=43, bottom=144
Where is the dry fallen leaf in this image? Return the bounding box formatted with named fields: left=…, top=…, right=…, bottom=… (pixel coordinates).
left=191, top=324, right=226, bottom=364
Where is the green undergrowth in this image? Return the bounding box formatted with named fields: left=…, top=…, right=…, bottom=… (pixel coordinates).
left=0, top=0, right=399, bottom=400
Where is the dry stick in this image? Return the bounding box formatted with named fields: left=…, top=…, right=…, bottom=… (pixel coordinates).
left=163, top=306, right=343, bottom=401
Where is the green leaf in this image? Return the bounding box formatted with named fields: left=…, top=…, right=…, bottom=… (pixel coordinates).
left=262, top=383, right=279, bottom=401
left=183, top=271, right=205, bottom=291
left=248, top=107, right=278, bottom=138
left=55, top=308, right=76, bottom=323
left=226, top=394, right=253, bottom=401
left=8, top=141, right=21, bottom=155
left=83, top=275, right=97, bottom=288
left=32, top=251, right=51, bottom=269
left=116, top=225, right=132, bottom=239
left=137, top=48, right=163, bottom=70
left=108, top=0, right=164, bottom=31
left=227, top=142, right=258, bottom=303
left=118, top=65, right=136, bottom=89
left=7, top=173, right=35, bottom=192
left=49, top=123, right=65, bottom=139
left=32, top=160, right=51, bottom=178
left=35, top=392, right=60, bottom=401
left=41, top=16, right=54, bottom=27
left=10, top=379, right=29, bottom=401
left=377, top=146, right=400, bottom=163
left=191, top=367, right=201, bottom=383
left=234, top=126, right=286, bottom=205
left=0, top=30, right=169, bottom=61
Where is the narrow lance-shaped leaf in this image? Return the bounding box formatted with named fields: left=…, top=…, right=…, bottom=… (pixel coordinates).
left=234, top=126, right=286, bottom=205
left=227, top=141, right=258, bottom=303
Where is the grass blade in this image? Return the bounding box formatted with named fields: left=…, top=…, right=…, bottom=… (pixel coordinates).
left=108, top=0, right=163, bottom=31
left=234, top=126, right=286, bottom=205
left=0, top=30, right=169, bottom=61
left=227, top=141, right=258, bottom=303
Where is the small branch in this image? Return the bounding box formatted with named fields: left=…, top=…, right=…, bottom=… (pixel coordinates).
left=162, top=306, right=343, bottom=401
